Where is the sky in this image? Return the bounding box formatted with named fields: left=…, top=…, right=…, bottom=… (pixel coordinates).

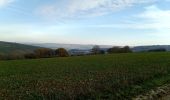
left=0, top=0, right=170, bottom=46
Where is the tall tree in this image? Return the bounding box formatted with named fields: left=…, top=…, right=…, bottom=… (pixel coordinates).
left=34, top=48, right=55, bottom=58
left=107, top=46, right=132, bottom=53
left=92, top=45, right=100, bottom=55
left=122, top=46, right=132, bottom=53
left=55, top=48, right=69, bottom=57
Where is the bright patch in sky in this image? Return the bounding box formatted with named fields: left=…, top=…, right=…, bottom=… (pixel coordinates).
left=0, top=0, right=170, bottom=45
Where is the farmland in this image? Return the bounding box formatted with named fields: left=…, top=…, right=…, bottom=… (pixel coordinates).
left=0, top=52, right=170, bottom=99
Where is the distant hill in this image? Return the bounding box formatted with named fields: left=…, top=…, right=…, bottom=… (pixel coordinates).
left=29, top=43, right=170, bottom=52
left=1, top=41, right=170, bottom=56
left=29, top=43, right=112, bottom=50
left=0, top=41, right=41, bottom=55
left=132, top=45, right=170, bottom=52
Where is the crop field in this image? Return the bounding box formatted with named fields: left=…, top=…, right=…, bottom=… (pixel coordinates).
left=0, top=52, right=170, bottom=99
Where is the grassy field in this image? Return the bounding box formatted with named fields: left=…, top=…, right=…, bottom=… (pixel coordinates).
left=0, top=52, right=170, bottom=99
left=0, top=41, right=39, bottom=54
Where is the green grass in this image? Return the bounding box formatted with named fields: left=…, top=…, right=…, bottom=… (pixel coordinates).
left=0, top=52, right=170, bottom=99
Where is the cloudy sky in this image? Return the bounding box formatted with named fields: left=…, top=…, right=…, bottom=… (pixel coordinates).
left=0, top=0, right=170, bottom=46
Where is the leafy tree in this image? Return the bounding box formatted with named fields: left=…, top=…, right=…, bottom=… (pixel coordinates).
left=100, top=50, right=105, bottom=54
left=148, top=48, right=166, bottom=52
left=55, top=48, right=69, bottom=57
left=107, top=46, right=132, bottom=53
left=0, top=54, right=4, bottom=60
left=107, top=46, right=121, bottom=53
left=34, top=48, right=55, bottom=58
left=24, top=53, right=37, bottom=59
left=6, top=52, right=25, bottom=60
left=122, top=46, right=132, bottom=53
left=92, top=45, right=101, bottom=55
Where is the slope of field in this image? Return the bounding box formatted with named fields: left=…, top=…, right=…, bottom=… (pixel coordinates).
left=0, top=52, right=170, bottom=99
left=0, top=41, right=41, bottom=54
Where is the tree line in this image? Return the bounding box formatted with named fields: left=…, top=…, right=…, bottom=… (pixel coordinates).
left=0, top=48, right=69, bottom=60
left=0, top=46, right=132, bottom=60
left=91, top=45, right=132, bottom=54
left=24, top=48, right=69, bottom=59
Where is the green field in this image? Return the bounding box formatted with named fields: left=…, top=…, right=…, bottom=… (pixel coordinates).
left=0, top=52, right=170, bottom=99
left=0, top=41, right=40, bottom=54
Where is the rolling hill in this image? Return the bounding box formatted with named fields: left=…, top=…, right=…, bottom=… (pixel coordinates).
left=29, top=43, right=170, bottom=52
left=0, top=41, right=41, bottom=54
left=29, top=43, right=112, bottom=50
left=132, top=45, right=170, bottom=52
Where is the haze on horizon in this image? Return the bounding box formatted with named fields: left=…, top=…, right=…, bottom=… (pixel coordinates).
left=0, top=0, right=170, bottom=46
